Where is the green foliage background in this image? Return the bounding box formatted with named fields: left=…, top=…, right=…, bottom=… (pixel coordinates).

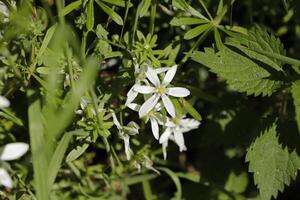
left=1, top=0, right=300, bottom=199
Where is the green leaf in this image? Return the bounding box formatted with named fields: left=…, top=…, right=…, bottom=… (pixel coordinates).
left=184, top=23, right=211, bottom=40
left=291, top=80, right=300, bottom=133
left=214, top=27, right=223, bottom=50
left=86, top=0, right=94, bottom=31
left=37, top=24, right=57, bottom=58
left=245, top=123, right=300, bottom=200
left=138, top=0, right=151, bottom=17
left=180, top=98, right=202, bottom=121
left=48, top=130, right=88, bottom=188
left=95, top=0, right=124, bottom=25
left=192, top=46, right=283, bottom=96
left=158, top=167, right=182, bottom=200
left=170, top=17, right=206, bottom=26
left=172, top=0, right=207, bottom=20
left=101, top=0, right=127, bottom=7
left=225, top=26, right=285, bottom=72
left=62, top=0, right=82, bottom=16
left=66, top=143, right=90, bottom=162
left=27, top=90, right=49, bottom=200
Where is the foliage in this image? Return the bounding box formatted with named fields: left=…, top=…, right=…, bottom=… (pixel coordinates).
left=0, top=0, right=300, bottom=199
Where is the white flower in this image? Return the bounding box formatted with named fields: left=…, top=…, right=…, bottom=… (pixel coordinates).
left=159, top=117, right=200, bottom=159
left=0, top=143, right=29, bottom=188
left=132, top=65, right=190, bottom=118
left=0, top=96, right=10, bottom=108
left=125, top=61, right=170, bottom=106
left=127, top=102, right=164, bottom=140
left=111, top=111, right=139, bottom=160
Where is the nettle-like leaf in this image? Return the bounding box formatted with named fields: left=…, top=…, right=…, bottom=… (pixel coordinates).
left=192, top=46, right=283, bottom=96
left=291, top=80, right=300, bottom=133
left=246, top=123, right=300, bottom=200
left=225, top=26, right=285, bottom=72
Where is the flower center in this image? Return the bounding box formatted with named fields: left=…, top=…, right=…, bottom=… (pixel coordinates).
left=172, top=117, right=180, bottom=125
left=157, top=86, right=165, bottom=94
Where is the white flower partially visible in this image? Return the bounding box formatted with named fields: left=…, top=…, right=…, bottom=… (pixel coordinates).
left=0, top=1, right=9, bottom=23
left=159, top=117, right=200, bottom=159
left=0, top=96, right=10, bottom=108
left=0, top=143, right=29, bottom=188
left=131, top=65, right=190, bottom=118
left=111, top=111, right=139, bottom=160
left=127, top=102, right=164, bottom=140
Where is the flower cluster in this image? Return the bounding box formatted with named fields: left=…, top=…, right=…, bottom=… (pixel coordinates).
left=0, top=96, right=29, bottom=189
left=124, top=63, right=200, bottom=159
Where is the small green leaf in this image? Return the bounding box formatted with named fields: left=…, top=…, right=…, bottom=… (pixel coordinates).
left=62, top=0, right=82, bottom=16
left=66, top=143, right=90, bottom=162
left=246, top=123, right=300, bottom=200
left=291, top=80, right=300, bottom=133
left=170, top=17, right=206, bottom=26
left=184, top=23, right=211, bottom=40
left=214, top=27, right=223, bottom=50
left=180, top=98, right=202, bottom=121
left=86, top=0, right=94, bottom=31
left=101, top=0, right=127, bottom=7
left=95, top=0, right=124, bottom=25
left=138, top=0, right=151, bottom=17
left=37, top=24, right=57, bottom=58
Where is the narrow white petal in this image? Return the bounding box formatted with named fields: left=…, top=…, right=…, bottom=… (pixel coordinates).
left=127, top=103, right=141, bottom=112
left=139, top=94, right=159, bottom=118
left=162, top=65, right=177, bottom=86
left=146, top=67, right=160, bottom=86
left=166, top=87, right=190, bottom=97
left=111, top=111, right=121, bottom=129
left=150, top=117, right=159, bottom=140
left=0, top=96, right=10, bottom=108
left=123, top=135, right=132, bottom=160
left=162, top=141, right=168, bottom=160
left=133, top=85, right=156, bottom=94
left=0, top=143, right=29, bottom=161
left=162, top=94, right=175, bottom=117
left=159, top=128, right=172, bottom=144
left=154, top=67, right=170, bottom=74
left=126, top=86, right=138, bottom=105
left=174, top=131, right=186, bottom=152
left=0, top=168, right=13, bottom=188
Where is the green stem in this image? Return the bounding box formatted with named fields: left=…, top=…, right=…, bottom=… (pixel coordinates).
left=179, top=28, right=212, bottom=66
left=252, top=49, right=300, bottom=67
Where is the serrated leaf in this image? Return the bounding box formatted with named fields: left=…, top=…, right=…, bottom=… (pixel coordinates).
left=95, top=0, right=123, bottom=25
left=170, top=17, right=206, bottom=26
left=291, top=80, right=300, bottom=133
left=226, top=26, right=285, bottom=71
left=245, top=123, right=300, bottom=200
left=184, top=23, right=211, bottom=40
left=192, top=46, right=283, bottom=96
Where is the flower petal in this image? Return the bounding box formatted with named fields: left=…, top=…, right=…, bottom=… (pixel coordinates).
left=127, top=103, right=141, bottom=112
left=162, top=65, right=177, bottom=86
left=150, top=117, right=159, bottom=140
left=154, top=67, right=170, bottom=74
left=174, top=131, right=186, bottom=152
left=133, top=85, right=156, bottom=94
left=139, top=94, right=159, bottom=118
left=0, top=96, right=10, bottom=108
left=162, top=94, right=175, bottom=117
left=159, top=128, right=172, bottom=144
left=180, top=118, right=200, bottom=131
left=166, top=87, right=190, bottom=97
left=0, top=143, right=29, bottom=161
left=162, top=141, right=168, bottom=160
left=146, top=67, right=160, bottom=86
left=111, top=111, right=121, bottom=129
left=126, top=86, right=138, bottom=105
left=123, top=135, right=132, bottom=160
left=0, top=168, right=13, bottom=188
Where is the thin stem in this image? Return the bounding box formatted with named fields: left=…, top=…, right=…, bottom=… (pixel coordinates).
left=80, top=31, right=88, bottom=59
left=55, top=0, right=65, bottom=24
